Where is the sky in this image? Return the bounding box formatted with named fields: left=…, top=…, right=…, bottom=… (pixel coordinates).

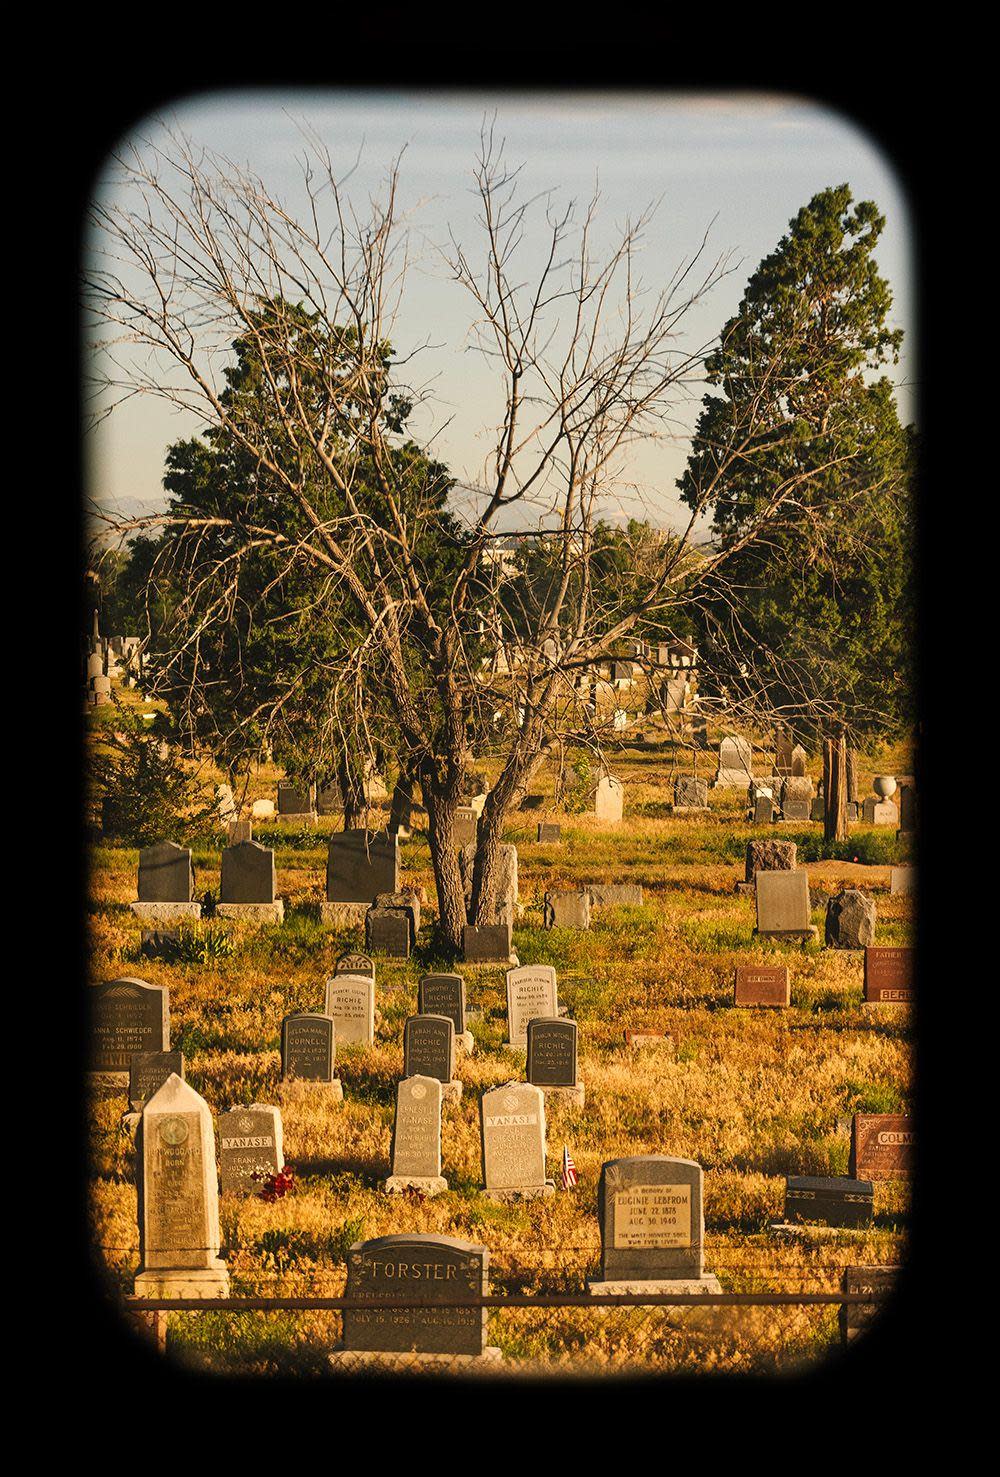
left=86, top=90, right=915, bottom=535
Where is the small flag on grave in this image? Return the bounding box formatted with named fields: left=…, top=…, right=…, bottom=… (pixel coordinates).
left=561, top=1144, right=578, bottom=1190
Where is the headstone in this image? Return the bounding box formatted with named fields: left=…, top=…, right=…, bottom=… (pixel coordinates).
left=134, top=1075, right=230, bottom=1298
left=753, top=794, right=776, bottom=824
left=743, top=838, right=796, bottom=884
left=366, top=907, right=411, bottom=959
left=334, top=952, right=375, bottom=979
left=280, top=1012, right=338, bottom=1084
left=594, top=774, right=624, bottom=822
left=673, top=775, right=709, bottom=811
left=388, top=779, right=415, bottom=836
left=809, top=797, right=825, bottom=822
left=218, top=1104, right=284, bottom=1195
left=91, top=979, right=170, bottom=1081
left=129, top=1050, right=184, bottom=1111
left=862, top=795, right=899, bottom=827
left=734, top=965, right=790, bottom=1007
left=543, top=889, right=591, bottom=929
left=526, top=1017, right=578, bottom=1087
left=216, top=783, right=236, bottom=822
left=463, top=922, right=512, bottom=963
left=590, top=1156, right=720, bottom=1293
left=863, top=947, right=914, bottom=1004
left=277, top=781, right=315, bottom=817
left=324, top=974, right=376, bottom=1046
left=386, top=1076, right=446, bottom=1194
left=779, top=776, right=814, bottom=820
left=825, top=890, right=877, bottom=949
left=137, top=842, right=195, bottom=903
left=783, top=1175, right=873, bottom=1228
left=226, top=817, right=253, bottom=845
left=326, top=830, right=399, bottom=903
left=505, top=964, right=558, bottom=1048
left=790, top=745, right=807, bottom=776
left=480, top=1081, right=553, bottom=1200
left=536, top=822, right=562, bottom=843
left=454, top=807, right=478, bottom=848
left=754, top=870, right=815, bottom=939
left=775, top=730, right=793, bottom=776
left=849, top=1114, right=913, bottom=1180
left=713, top=735, right=753, bottom=788
left=250, top=798, right=275, bottom=820
left=402, top=1014, right=456, bottom=1090
left=890, top=865, right=915, bottom=897
left=588, top=883, right=643, bottom=907
left=316, top=782, right=340, bottom=816
left=218, top=840, right=283, bottom=922
left=332, top=1235, right=496, bottom=1363
left=418, top=974, right=467, bottom=1038
left=840, top=1266, right=899, bottom=1346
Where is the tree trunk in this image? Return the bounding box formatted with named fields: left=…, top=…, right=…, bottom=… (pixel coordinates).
left=846, top=746, right=859, bottom=804
left=336, top=750, right=367, bottom=831
left=470, top=746, right=542, bottom=923
left=823, top=732, right=849, bottom=844
left=420, top=760, right=467, bottom=954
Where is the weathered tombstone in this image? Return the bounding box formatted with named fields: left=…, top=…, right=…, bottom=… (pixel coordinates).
left=849, top=1114, right=913, bottom=1180
left=403, top=1014, right=459, bottom=1100
left=419, top=973, right=472, bottom=1054
left=779, top=776, right=814, bottom=821
left=129, top=1050, right=184, bottom=1112
left=862, top=794, right=899, bottom=827
left=624, top=1029, right=675, bottom=1052
left=673, top=775, right=709, bottom=812
left=589, top=1156, right=720, bottom=1293
left=134, top=1075, right=230, bottom=1298
left=250, top=797, right=275, bottom=820
left=388, top=778, right=415, bottom=836
left=840, top=1266, right=899, bottom=1346
left=782, top=1175, right=874, bottom=1228
left=334, top=952, right=375, bottom=979
left=741, top=838, right=797, bottom=890
left=734, top=965, right=790, bottom=1007
left=216, top=783, right=237, bottom=823
left=481, top=1081, right=554, bottom=1200
left=280, top=1012, right=341, bottom=1098
left=385, top=1076, right=447, bottom=1195
left=366, top=906, right=411, bottom=959
left=594, top=774, right=624, bottom=822
left=325, top=830, right=400, bottom=909
left=505, top=964, right=558, bottom=1049
left=324, top=974, right=376, bottom=1047
left=91, top=979, right=170, bottom=1085
left=775, top=730, right=793, bottom=776
left=277, top=780, right=316, bottom=819
left=329, top=1234, right=499, bottom=1367
left=825, top=889, right=877, bottom=949
left=809, top=796, right=825, bottom=822
left=712, top=735, right=753, bottom=789
left=526, top=1017, right=583, bottom=1106
left=543, top=889, right=591, bottom=929
left=315, top=782, right=340, bottom=816
left=588, top=883, right=643, bottom=907
left=375, top=890, right=421, bottom=936
left=463, top=922, right=513, bottom=963
left=133, top=841, right=199, bottom=921
left=218, top=840, right=283, bottom=922
left=863, top=946, right=913, bottom=1004
left=454, top=806, right=478, bottom=848
left=536, top=822, right=562, bottom=843
left=754, top=870, right=816, bottom=941
left=890, top=865, right=915, bottom=897
left=218, top=1104, right=284, bottom=1196
left=790, top=744, right=808, bottom=776
left=753, top=794, right=776, bottom=825
left=227, top=816, right=253, bottom=845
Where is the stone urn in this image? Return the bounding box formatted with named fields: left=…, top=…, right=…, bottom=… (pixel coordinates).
left=873, top=775, right=897, bottom=799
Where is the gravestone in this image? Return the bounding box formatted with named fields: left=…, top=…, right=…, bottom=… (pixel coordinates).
left=734, top=965, right=790, bottom=1007
left=375, top=890, right=421, bottom=936
left=277, top=781, right=316, bottom=819
left=133, top=841, right=199, bottom=922
left=863, top=946, right=913, bottom=1003
left=481, top=1081, right=554, bottom=1200
left=216, top=784, right=237, bottom=823
left=588, top=883, right=643, bottom=907
left=218, top=1104, right=284, bottom=1196
left=227, top=817, right=253, bottom=845
left=589, top=1156, right=720, bottom=1293
left=825, top=890, right=877, bottom=949
left=366, top=907, right=411, bottom=959
left=418, top=974, right=472, bottom=1054
left=250, top=798, right=275, bottom=820
left=594, top=774, right=624, bottom=822
left=324, top=974, right=376, bottom=1047
left=91, top=979, right=170, bottom=1083
left=463, top=922, right=513, bottom=963
left=775, top=730, right=793, bottom=776
left=779, top=776, right=814, bottom=821
left=454, top=806, right=478, bottom=848
left=280, top=1012, right=341, bottom=1097
left=330, top=1234, right=499, bottom=1366
left=782, top=1175, right=873, bottom=1228
left=388, top=779, right=415, bottom=836
left=218, top=840, right=283, bottom=922
left=403, top=1014, right=458, bottom=1100
left=325, top=830, right=400, bottom=907
left=543, top=889, right=591, bottom=929
left=753, top=794, right=776, bottom=824
left=385, top=1076, right=447, bottom=1195
left=790, top=744, right=808, bottom=776
left=840, top=1266, right=899, bottom=1346
left=134, top=1075, right=230, bottom=1298
left=742, top=838, right=797, bottom=888
left=335, top=952, right=375, bottom=978
left=673, top=775, right=709, bottom=812
left=849, top=1114, right=914, bottom=1180
left=754, top=870, right=816, bottom=941
left=129, top=1050, right=184, bottom=1112
left=862, top=795, right=899, bottom=827
left=526, top=1017, right=583, bottom=1106
left=315, top=782, right=340, bottom=816
left=809, top=797, right=825, bottom=822
left=505, top=964, right=558, bottom=1049
left=890, top=865, right=915, bottom=897
left=713, top=735, right=753, bottom=788
left=536, top=822, right=562, bottom=843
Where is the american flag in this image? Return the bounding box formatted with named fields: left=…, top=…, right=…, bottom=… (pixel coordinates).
left=561, top=1144, right=578, bottom=1190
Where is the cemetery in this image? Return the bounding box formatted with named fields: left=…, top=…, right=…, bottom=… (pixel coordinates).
left=82, top=97, right=916, bottom=1379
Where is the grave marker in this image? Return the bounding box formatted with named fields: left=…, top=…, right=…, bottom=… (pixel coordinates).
left=840, top=1265, right=899, bottom=1345
left=325, top=830, right=399, bottom=905
left=594, top=774, right=624, bottom=822
left=849, top=1114, right=913, bottom=1180
left=218, top=1105, right=284, bottom=1196
left=754, top=870, right=816, bottom=941
left=324, top=974, right=376, bottom=1047
left=280, top=1012, right=339, bottom=1092
left=128, top=1050, right=184, bottom=1112
left=863, top=947, right=914, bottom=1003
left=589, top=1155, right=720, bottom=1293
left=217, top=840, right=283, bottom=922
left=402, top=1014, right=457, bottom=1098
left=734, top=965, right=790, bottom=1007
left=481, top=1081, right=553, bottom=1200
left=133, top=841, right=199, bottom=921
left=505, top=964, right=558, bottom=1048
left=91, top=979, right=170, bottom=1082
left=782, top=1175, right=874, bottom=1228
left=385, top=1076, right=447, bottom=1195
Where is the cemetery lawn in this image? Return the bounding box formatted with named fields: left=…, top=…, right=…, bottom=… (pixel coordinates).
left=88, top=735, right=913, bottom=1377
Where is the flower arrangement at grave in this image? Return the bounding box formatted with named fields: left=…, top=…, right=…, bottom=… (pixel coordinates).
left=253, top=1165, right=296, bottom=1203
